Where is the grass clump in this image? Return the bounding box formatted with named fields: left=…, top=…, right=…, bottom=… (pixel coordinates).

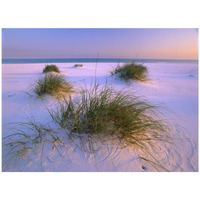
left=110, top=62, right=148, bottom=82
left=32, top=73, right=73, bottom=97
left=74, top=64, right=83, bottom=67
left=47, top=84, right=175, bottom=171
left=43, top=64, right=60, bottom=73
left=49, top=84, right=172, bottom=158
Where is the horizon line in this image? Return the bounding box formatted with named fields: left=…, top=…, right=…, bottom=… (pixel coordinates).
left=2, top=57, right=198, bottom=61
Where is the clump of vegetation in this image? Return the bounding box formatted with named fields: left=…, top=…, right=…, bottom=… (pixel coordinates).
left=110, top=62, right=148, bottom=82
left=49, top=84, right=172, bottom=162
left=32, top=74, right=73, bottom=97
left=74, top=64, right=83, bottom=67
left=43, top=64, right=60, bottom=73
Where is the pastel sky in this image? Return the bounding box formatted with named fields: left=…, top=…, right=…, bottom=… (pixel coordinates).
left=2, top=28, right=198, bottom=60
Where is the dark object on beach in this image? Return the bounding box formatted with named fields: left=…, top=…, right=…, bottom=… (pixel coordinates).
left=142, top=165, right=147, bottom=170
left=74, top=64, right=83, bottom=67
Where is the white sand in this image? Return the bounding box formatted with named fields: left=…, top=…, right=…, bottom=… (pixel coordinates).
left=2, top=62, right=198, bottom=172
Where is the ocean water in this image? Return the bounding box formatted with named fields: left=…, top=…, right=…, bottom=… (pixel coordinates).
left=2, top=58, right=198, bottom=64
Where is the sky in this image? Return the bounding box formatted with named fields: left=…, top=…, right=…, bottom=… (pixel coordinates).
left=2, top=28, right=198, bottom=60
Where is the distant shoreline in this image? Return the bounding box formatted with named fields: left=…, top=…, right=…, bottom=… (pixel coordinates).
left=2, top=58, right=198, bottom=64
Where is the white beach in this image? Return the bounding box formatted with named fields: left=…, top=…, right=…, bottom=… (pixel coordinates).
left=2, top=62, right=198, bottom=172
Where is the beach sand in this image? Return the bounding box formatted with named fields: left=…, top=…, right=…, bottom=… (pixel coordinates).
left=2, top=62, right=198, bottom=172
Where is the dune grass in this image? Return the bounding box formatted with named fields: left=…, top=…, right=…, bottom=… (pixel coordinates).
left=74, top=64, right=83, bottom=67
left=48, top=84, right=173, bottom=169
left=110, top=62, right=148, bottom=82
left=50, top=84, right=170, bottom=142
left=43, top=64, right=60, bottom=73
left=32, top=73, right=73, bottom=97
